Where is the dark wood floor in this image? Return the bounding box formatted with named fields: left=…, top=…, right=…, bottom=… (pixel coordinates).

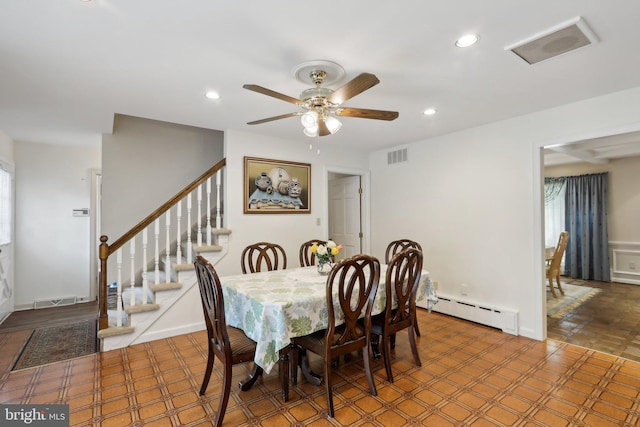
left=547, top=277, right=640, bottom=362
left=0, top=301, right=98, bottom=333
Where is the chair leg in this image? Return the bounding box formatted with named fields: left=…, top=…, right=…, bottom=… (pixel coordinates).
left=414, top=322, right=421, bottom=337
left=199, top=346, right=215, bottom=395
left=555, top=273, right=565, bottom=295
left=324, top=356, right=335, bottom=417
left=548, top=275, right=557, bottom=298
left=290, top=344, right=299, bottom=385
left=408, top=326, right=422, bottom=368
left=363, top=339, right=378, bottom=397
left=214, top=360, right=233, bottom=427
left=380, top=333, right=393, bottom=383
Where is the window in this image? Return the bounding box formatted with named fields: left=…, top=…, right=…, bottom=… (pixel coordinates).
left=0, top=166, right=11, bottom=245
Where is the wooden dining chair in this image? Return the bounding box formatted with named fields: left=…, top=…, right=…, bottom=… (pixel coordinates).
left=546, top=231, right=569, bottom=298
left=371, top=248, right=423, bottom=382
left=194, top=256, right=262, bottom=427
left=241, top=242, right=287, bottom=273
left=385, top=239, right=423, bottom=337
left=299, top=239, right=327, bottom=267
left=385, top=239, right=423, bottom=264
left=291, top=254, right=380, bottom=418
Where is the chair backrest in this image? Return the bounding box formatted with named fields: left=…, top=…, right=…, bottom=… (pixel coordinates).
left=384, top=248, right=423, bottom=329
left=194, top=255, right=231, bottom=359
left=385, top=239, right=423, bottom=264
left=549, top=231, right=569, bottom=274
left=241, top=242, right=287, bottom=273
left=299, top=239, right=327, bottom=267
left=325, top=254, right=380, bottom=350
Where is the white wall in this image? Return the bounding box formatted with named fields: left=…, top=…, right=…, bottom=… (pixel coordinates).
left=14, top=142, right=101, bottom=308
left=0, top=131, right=14, bottom=162
left=102, top=115, right=224, bottom=240
left=369, top=85, right=640, bottom=340
left=214, top=129, right=369, bottom=276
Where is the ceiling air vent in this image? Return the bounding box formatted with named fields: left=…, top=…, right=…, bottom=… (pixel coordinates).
left=505, top=17, right=598, bottom=65
left=387, top=148, right=407, bottom=165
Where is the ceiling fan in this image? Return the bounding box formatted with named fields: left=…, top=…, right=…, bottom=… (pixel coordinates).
left=243, top=63, right=399, bottom=137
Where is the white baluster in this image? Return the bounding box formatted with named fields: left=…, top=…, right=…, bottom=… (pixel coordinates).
left=197, top=185, right=203, bottom=246
left=154, top=219, right=160, bottom=286
left=165, top=211, right=171, bottom=283
left=186, top=193, right=193, bottom=264
left=142, top=228, right=148, bottom=305
left=215, top=169, right=222, bottom=229
left=116, top=249, right=123, bottom=327
left=129, top=237, right=136, bottom=307
left=176, top=200, right=182, bottom=264
left=206, top=177, right=212, bottom=246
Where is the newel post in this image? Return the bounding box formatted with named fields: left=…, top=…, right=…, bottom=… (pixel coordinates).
left=99, top=235, right=110, bottom=331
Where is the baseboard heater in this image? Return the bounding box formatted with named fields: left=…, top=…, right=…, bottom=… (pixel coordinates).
left=431, top=294, right=519, bottom=335
left=34, top=296, right=77, bottom=309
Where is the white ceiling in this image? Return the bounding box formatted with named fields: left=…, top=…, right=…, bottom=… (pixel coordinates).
left=2, top=1, right=640, bottom=164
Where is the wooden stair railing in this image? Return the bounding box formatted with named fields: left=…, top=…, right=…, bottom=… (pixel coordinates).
left=98, top=158, right=226, bottom=331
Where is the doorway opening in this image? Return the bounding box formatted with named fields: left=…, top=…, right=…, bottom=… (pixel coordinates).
left=326, top=168, right=370, bottom=259
left=540, top=128, right=640, bottom=362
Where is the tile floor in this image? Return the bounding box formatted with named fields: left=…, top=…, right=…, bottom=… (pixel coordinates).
left=547, top=277, right=640, bottom=362
left=1, top=310, right=639, bottom=426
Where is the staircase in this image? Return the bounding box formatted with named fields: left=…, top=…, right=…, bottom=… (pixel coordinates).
left=97, top=159, right=227, bottom=351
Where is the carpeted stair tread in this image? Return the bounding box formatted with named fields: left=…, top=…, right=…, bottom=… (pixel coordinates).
left=150, top=282, right=182, bottom=292
left=173, top=263, right=195, bottom=272
left=211, top=228, right=232, bottom=236
left=125, top=303, right=160, bottom=315
left=97, top=325, right=135, bottom=339
left=194, top=244, right=223, bottom=253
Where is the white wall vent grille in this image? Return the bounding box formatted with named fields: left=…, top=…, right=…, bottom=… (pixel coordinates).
left=387, top=148, right=408, bottom=165
left=34, top=296, right=77, bottom=309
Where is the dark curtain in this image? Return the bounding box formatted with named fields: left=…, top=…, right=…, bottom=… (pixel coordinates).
left=564, top=172, right=610, bottom=281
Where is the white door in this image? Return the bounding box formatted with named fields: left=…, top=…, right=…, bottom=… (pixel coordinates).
left=0, top=164, right=14, bottom=324
left=328, top=175, right=362, bottom=259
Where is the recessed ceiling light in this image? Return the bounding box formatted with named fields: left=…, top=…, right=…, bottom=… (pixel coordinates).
left=205, top=91, right=220, bottom=100
left=455, top=34, right=479, bottom=48
left=423, top=108, right=437, bottom=116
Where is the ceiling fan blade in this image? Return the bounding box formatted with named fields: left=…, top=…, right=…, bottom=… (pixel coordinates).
left=318, top=119, right=331, bottom=136
left=247, top=112, right=301, bottom=125
left=243, top=84, right=302, bottom=105
left=327, top=73, right=380, bottom=105
left=335, top=107, right=399, bottom=121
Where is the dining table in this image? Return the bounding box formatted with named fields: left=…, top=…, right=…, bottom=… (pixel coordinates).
left=220, top=264, right=438, bottom=399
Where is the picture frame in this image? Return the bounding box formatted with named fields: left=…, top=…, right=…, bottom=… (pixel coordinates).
left=244, top=156, right=311, bottom=214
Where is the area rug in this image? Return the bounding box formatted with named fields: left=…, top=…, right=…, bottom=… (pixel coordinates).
left=547, top=283, right=602, bottom=319
left=12, top=320, right=97, bottom=371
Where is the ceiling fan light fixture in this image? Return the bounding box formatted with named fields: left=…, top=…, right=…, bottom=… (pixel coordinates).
left=303, top=125, right=318, bottom=137
left=300, top=111, right=318, bottom=128
left=324, top=115, right=342, bottom=134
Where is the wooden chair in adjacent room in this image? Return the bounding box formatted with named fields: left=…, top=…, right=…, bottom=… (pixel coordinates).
left=371, top=247, right=423, bottom=383
left=241, top=241, right=287, bottom=273
left=291, top=254, right=381, bottom=418
left=299, top=239, right=327, bottom=267
left=385, top=239, right=423, bottom=337
left=194, top=256, right=262, bottom=427
left=546, top=231, right=569, bottom=298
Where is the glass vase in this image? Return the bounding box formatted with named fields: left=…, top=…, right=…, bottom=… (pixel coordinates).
left=317, top=260, right=333, bottom=275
